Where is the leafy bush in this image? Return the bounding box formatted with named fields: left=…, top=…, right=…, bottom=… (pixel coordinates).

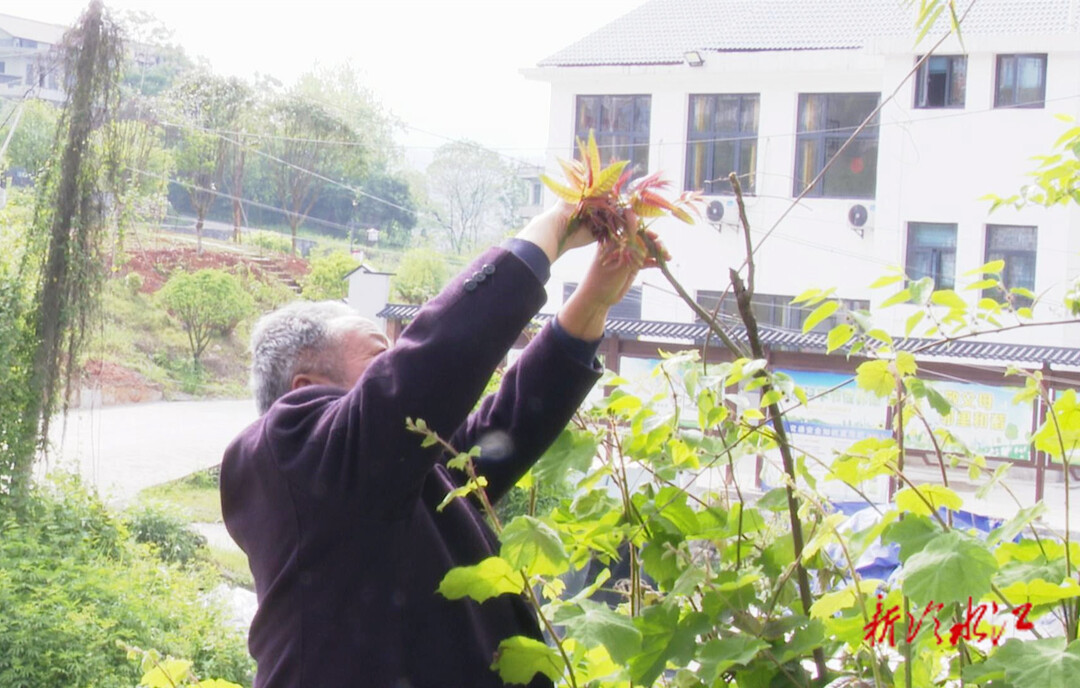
left=391, top=247, right=449, bottom=304
left=300, top=250, right=358, bottom=301
left=158, top=269, right=255, bottom=364
left=247, top=230, right=291, bottom=255
left=123, top=271, right=144, bottom=295
left=126, top=502, right=207, bottom=564
left=0, top=476, right=252, bottom=687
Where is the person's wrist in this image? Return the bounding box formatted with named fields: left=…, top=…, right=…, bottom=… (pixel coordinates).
left=515, top=202, right=574, bottom=263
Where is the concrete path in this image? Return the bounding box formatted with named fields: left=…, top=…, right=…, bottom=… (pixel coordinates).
left=47, top=398, right=257, bottom=505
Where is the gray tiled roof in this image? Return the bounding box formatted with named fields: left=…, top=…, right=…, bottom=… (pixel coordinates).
left=378, top=304, right=1080, bottom=368
left=0, top=13, right=67, bottom=46
left=538, top=0, right=1080, bottom=67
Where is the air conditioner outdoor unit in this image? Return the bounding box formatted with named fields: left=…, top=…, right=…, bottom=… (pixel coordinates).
left=848, top=203, right=874, bottom=238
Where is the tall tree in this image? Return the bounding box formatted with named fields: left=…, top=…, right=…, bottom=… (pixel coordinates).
left=426, top=140, right=516, bottom=254
left=167, top=73, right=250, bottom=252
left=263, top=96, right=360, bottom=253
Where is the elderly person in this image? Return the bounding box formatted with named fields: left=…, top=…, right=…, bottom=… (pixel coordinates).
left=221, top=203, right=657, bottom=687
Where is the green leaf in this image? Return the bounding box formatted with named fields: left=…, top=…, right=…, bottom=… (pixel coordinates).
left=827, top=323, right=855, bottom=353
left=895, top=351, right=917, bottom=377
left=882, top=514, right=939, bottom=563
left=902, top=531, right=997, bottom=607
left=997, top=578, right=1080, bottom=607
left=895, top=484, right=962, bottom=516
left=905, top=309, right=925, bottom=337
left=540, top=173, right=582, bottom=204
left=810, top=579, right=881, bottom=619
left=696, top=636, right=770, bottom=684
left=802, top=300, right=839, bottom=333
left=962, top=638, right=1080, bottom=688
left=869, top=273, right=905, bottom=289
left=791, top=288, right=822, bottom=305
left=964, top=259, right=1005, bottom=276
left=141, top=659, right=193, bottom=688
left=438, top=556, right=524, bottom=602
left=491, top=635, right=564, bottom=685
left=855, top=360, right=893, bottom=397
left=629, top=608, right=710, bottom=686
left=760, top=389, right=783, bottom=407
left=880, top=288, right=913, bottom=308
left=532, top=428, right=598, bottom=483
left=1033, top=389, right=1080, bottom=460
left=930, top=289, right=966, bottom=309
left=965, top=278, right=999, bottom=291
left=500, top=516, right=569, bottom=577
left=554, top=600, right=642, bottom=664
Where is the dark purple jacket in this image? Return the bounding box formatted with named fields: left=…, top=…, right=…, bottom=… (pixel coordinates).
left=221, top=246, right=601, bottom=687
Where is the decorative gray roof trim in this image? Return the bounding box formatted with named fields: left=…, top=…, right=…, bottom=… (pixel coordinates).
left=538, top=0, right=1080, bottom=67
left=378, top=304, right=1080, bottom=368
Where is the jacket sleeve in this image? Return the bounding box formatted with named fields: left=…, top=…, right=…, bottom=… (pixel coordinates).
left=266, top=247, right=548, bottom=518
left=446, top=321, right=602, bottom=503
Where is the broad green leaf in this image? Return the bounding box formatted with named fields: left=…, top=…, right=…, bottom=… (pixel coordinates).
left=438, top=556, right=524, bottom=602
left=141, top=659, right=193, bottom=688
left=696, top=635, right=770, bottom=684
left=997, top=578, right=1080, bottom=607
left=491, top=635, right=564, bottom=685
left=1033, top=389, right=1080, bottom=460
left=500, top=516, right=569, bottom=577
left=962, top=638, right=1080, bottom=688
left=902, top=531, right=997, bottom=606
left=554, top=600, right=642, bottom=664
left=810, top=579, right=881, bottom=619
left=629, top=607, right=710, bottom=686
left=965, top=278, right=998, bottom=291
left=855, top=360, right=893, bottom=397
left=196, top=681, right=243, bottom=688
left=882, top=513, right=939, bottom=563
left=866, top=328, right=894, bottom=346
left=895, top=351, right=917, bottom=376
left=802, top=300, right=838, bottom=333
left=880, top=288, right=913, bottom=308
left=895, top=484, right=962, bottom=516
left=827, top=323, right=855, bottom=353
left=963, top=259, right=1005, bottom=277
left=988, top=502, right=1046, bottom=546
left=533, top=428, right=598, bottom=483
left=869, top=273, right=905, bottom=289
left=760, top=389, right=783, bottom=407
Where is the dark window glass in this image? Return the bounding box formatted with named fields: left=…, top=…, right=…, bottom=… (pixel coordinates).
left=984, top=225, right=1037, bottom=306
left=995, top=54, right=1047, bottom=108
left=574, top=95, right=651, bottom=178
left=906, top=222, right=957, bottom=290
left=915, top=55, right=966, bottom=108
left=564, top=283, right=642, bottom=320
left=685, top=94, right=759, bottom=195
left=793, top=93, right=880, bottom=199
left=695, top=290, right=868, bottom=333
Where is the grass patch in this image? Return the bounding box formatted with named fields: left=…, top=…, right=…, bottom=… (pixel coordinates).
left=206, top=546, right=254, bottom=589
left=139, top=467, right=222, bottom=523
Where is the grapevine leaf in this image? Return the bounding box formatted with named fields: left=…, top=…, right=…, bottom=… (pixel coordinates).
left=855, top=360, right=893, bottom=397
left=882, top=514, right=940, bottom=563
left=141, top=659, right=193, bottom=688
left=902, top=531, right=997, bottom=607
left=532, top=428, right=598, bottom=483
left=491, top=635, right=564, bottom=685
left=895, top=484, right=963, bottom=516
left=696, top=635, right=770, bottom=684
left=962, top=638, right=1080, bottom=688
left=437, top=556, right=524, bottom=602
left=500, top=515, right=569, bottom=577
left=810, top=579, right=881, bottom=619
left=553, top=600, right=642, bottom=664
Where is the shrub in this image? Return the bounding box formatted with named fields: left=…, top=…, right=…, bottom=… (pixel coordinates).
left=158, top=269, right=255, bottom=364
left=247, top=230, right=291, bottom=255
left=391, top=247, right=449, bottom=304
left=123, top=271, right=143, bottom=295
left=300, top=250, right=358, bottom=301
left=125, top=502, right=207, bottom=565
left=0, top=476, right=253, bottom=687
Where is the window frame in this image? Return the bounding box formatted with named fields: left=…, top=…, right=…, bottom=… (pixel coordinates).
left=914, top=55, right=967, bottom=109
left=694, top=290, right=867, bottom=333
left=994, top=54, right=1047, bottom=109
left=905, top=222, right=958, bottom=291
left=684, top=93, right=760, bottom=195
left=574, top=94, right=651, bottom=179
left=984, top=224, right=1037, bottom=307
left=793, top=92, right=881, bottom=199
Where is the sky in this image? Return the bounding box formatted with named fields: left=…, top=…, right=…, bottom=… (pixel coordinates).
left=6, top=0, right=648, bottom=168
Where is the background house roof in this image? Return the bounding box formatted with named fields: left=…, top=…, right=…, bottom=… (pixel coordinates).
left=538, top=0, right=1080, bottom=67
left=0, top=13, right=67, bottom=46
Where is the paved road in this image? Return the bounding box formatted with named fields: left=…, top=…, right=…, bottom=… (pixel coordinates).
left=48, top=398, right=257, bottom=504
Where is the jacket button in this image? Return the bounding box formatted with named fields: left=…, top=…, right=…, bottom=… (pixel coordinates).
left=463, top=279, right=477, bottom=292
left=473, top=271, right=486, bottom=283
left=482, top=263, right=496, bottom=276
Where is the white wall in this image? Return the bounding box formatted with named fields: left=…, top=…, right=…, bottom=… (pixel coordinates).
left=532, top=38, right=1080, bottom=347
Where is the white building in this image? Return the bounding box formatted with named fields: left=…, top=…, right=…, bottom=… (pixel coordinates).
left=0, top=13, right=66, bottom=104
left=526, top=0, right=1080, bottom=348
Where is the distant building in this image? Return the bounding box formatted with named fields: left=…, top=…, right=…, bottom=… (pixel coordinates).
left=0, top=13, right=67, bottom=104
left=525, top=0, right=1080, bottom=349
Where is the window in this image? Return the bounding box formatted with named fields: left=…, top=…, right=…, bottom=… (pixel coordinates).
left=685, top=94, right=759, bottom=195
left=995, top=54, right=1047, bottom=108
left=695, top=290, right=867, bottom=333
left=915, top=55, right=966, bottom=108
left=565, top=282, right=642, bottom=320
left=574, top=95, right=650, bottom=177
left=906, top=222, right=957, bottom=290
left=985, top=225, right=1037, bottom=306
left=794, top=93, right=880, bottom=199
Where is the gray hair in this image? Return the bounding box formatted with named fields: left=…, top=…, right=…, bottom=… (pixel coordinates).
left=249, top=300, right=378, bottom=415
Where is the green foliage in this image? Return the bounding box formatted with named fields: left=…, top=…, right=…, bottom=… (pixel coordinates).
left=0, top=99, right=60, bottom=178
left=247, top=229, right=292, bottom=255
left=425, top=140, right=519, bottom=254
left=300, top=250, right=358, bottom=301
left=158, top=269, right=255, bottom=364
left=125, top=502, right=208, bottom=564
left=391, top=247, right=449, bottom=304
left=0, top=477, right=252, bottom=686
